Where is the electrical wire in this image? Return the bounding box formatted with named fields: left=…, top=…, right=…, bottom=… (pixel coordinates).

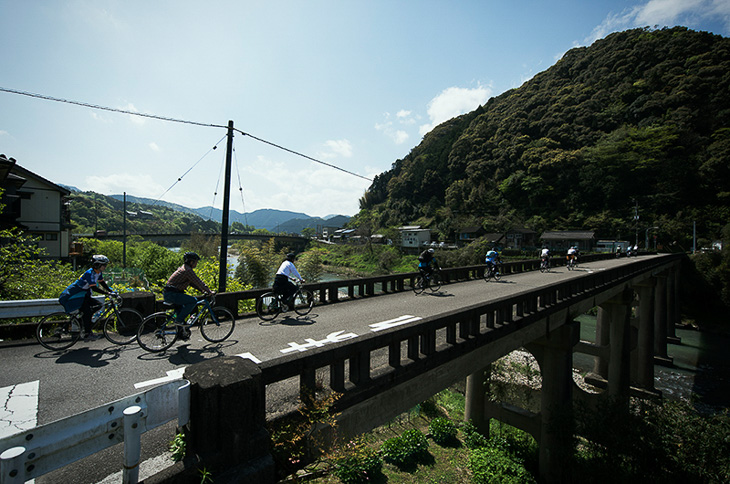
left=1, top=86, right=373, bottom=182
left=233, top=145, right=248, bottom=226
left=152, top=134, right=227, bottom=205
left=234, top=128, right=372, bottom=182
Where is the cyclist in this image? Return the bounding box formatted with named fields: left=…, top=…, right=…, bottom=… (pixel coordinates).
left=163, top=252, right=213, bottom=340
left=418, top=248, right=440, bottom=283
left=540, top=246, right=550, bottom=265
left=485, top=247, right=501, bottom=276
left=567, top=246, right=578, bottom=266
left=273, top=253, right=305, bottom=310
left=58, top=254, right=115, bottom=340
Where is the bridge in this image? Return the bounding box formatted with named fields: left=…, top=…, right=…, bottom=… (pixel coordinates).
left=0, top=253, right=684, bottom=483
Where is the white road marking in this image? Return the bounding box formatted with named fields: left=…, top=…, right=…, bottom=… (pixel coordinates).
left=133, top=353, right=261, bottom=389
left=280, top=330, right=358, bottom=354
left=369, top=315, right=422, bottom=332
left=0, top=380, right=39, bottom=439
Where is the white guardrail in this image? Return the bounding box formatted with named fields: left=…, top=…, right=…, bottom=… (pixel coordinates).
left=0, top=379, right=190, bottom=484
left=0, top=297, right=105, bottom=319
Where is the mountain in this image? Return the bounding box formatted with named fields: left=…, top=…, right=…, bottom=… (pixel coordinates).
left=359, top=27, right=730, bottom=248
left=110, top=194, right=349, bottom=232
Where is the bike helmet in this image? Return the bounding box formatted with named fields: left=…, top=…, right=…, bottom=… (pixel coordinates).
left=183, top=251, right=201, bottom=263
left=428, top=248, right=435, bottom=253
left=286, top=252, right=296, bottom=261
left=91, top=254, right=109, bottom=267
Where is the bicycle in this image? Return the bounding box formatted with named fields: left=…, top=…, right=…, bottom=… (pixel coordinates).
left=137, top=294, right=236, bottom=352
left=539, top=257, right=550, bottom=273
left=36, top=293, right=143, bottom=350
left=413, top=268, right=442, bottom=295
left=484, top=262, right=502, bottom=282
left=566, top=257, right=578, bottom=271
left=256, top=280, right=314, bottom=321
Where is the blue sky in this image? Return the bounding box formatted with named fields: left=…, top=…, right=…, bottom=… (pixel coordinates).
left=1, top=1, right=729, bottom=218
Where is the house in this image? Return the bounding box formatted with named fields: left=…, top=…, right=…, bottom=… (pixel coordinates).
left=457, top=226, right=485, bottom=244
left=458, top=227, right=537, bottom=249
left=398, top=226, right=431, bottom=252
left=0, top=155, right=72, bottom=259
left=503, top=227, right=538, bottom=249
left=539, top=231, right=595, bottom=252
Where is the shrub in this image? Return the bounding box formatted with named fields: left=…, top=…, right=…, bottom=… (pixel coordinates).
left=380, top=428, right=430, bottom=468
left=429, top=417, right=458, bottom=446
left=462, top=421, right=489, bottom=449
left=331, top=439, right=383, bottom=484
left=469, top=446, right=536, bottom=484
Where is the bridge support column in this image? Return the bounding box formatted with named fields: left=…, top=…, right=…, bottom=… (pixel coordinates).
left=606, top=289, right=633, bottom=404
left=465, top=365, right=491, bottom=436
left=592, top=306, right=611, bottom=378
left=666, top=266, right=680, bottom=342
left=654, top=272, right=669, bottom=360
left=633, top=281, right=656, bottom=391
left=533, top=320, right=579, bottom=483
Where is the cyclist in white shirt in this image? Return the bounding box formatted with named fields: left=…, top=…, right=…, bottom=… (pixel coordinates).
left=273, top=253, right=305, bottom=308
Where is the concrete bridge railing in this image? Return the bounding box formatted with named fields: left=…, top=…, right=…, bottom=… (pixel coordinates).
left=147, top=253, right=682, bottom=484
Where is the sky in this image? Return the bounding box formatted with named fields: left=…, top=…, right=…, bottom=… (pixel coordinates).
left=1, top=1, right=729, bottom=218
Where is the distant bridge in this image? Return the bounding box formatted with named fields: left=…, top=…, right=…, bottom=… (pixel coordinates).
left=72, top=232, right=310, bottom=249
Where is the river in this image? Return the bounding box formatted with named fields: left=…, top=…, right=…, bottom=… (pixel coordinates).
left=575, top=314, right=730, bottom=414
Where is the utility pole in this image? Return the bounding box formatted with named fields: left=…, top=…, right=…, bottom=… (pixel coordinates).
left=123, top=192, right=127, bottom=268
left=633, top=199, right=639, bottom=247
left=218, top=120, right=234, bottom=293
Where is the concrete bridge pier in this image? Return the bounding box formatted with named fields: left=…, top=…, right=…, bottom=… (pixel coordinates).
left=464, top=364, right=491, bottom=436
left=591, top=305, right=611, bottom=379
left=606, top=289, right=633, bottom=406
left=653, top=272, right=671, bottom=362
left=531, top=320, right=580, bottom=483
left=666, top=266, right=681, bottom=343
left=632, top=280, right=656, bottom=391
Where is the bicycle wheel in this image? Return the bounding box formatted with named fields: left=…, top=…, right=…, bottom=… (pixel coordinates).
left=200, top=307, right=236, bottom=342
left=540, top=261, right=548, bottom=273
left=36, top=312, right=80, bottom=350
left=493, top=270, right=502, bottom=281
left=293, top=289, right=314, bottom=316
left=256, top=292, right=281, bottom=321
left=484, top=268, right=493, bottom=282
left=412, top=276, right=426, bottom=295
left=137, top=313, right=177, bottom=352
left=103, top=308, right=143, bottom=345
left=428, top=273, right=442, bottom=292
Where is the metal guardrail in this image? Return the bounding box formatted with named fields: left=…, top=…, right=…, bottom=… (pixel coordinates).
left=0, top=379, right=190, bottom=484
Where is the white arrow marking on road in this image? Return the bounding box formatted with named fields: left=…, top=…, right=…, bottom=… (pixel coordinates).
left=0, top=380, right=39, bottom=439
left=370, top=315, right=422, bottom=332
left=133, top=352, right=262, bottom=389
left=280, top=330, right=358, bottom=354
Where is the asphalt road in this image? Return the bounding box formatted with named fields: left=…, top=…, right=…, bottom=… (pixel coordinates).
left=0, top=255, right=649, bottom=483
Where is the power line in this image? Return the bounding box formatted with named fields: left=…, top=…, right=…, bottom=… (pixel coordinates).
left=1, top=86, right=373, bottom=182
left=0, top=86, right=224, bottom=128
left=235, top=128, right=372, bottom=182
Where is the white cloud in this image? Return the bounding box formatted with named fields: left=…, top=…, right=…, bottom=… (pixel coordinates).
left=418, top=85, right=491, bottom=137
left=0, top=130, right=8, bottom=136
left=242, top=155, right=369, bottom=216
left=376, top=111, right=417, bottom=145
left=319, top=139, right=353, bottom=159
left=587, top=0, right=730, bottom=44
left=84, top=173, right=164, bottom=197
left=149, top=142, right=160, bottom=152
left=121, top=103, right=146, bottom=125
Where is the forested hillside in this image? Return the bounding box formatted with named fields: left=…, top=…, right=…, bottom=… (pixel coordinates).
left=360, top=27, right=730, bottom=248
left=69, top=191, right=221, bottom=234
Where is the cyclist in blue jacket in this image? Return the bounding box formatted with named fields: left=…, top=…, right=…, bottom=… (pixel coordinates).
left=485, top=248, right=501, bottom=275
left=58, top=254, right=114, bottom=340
